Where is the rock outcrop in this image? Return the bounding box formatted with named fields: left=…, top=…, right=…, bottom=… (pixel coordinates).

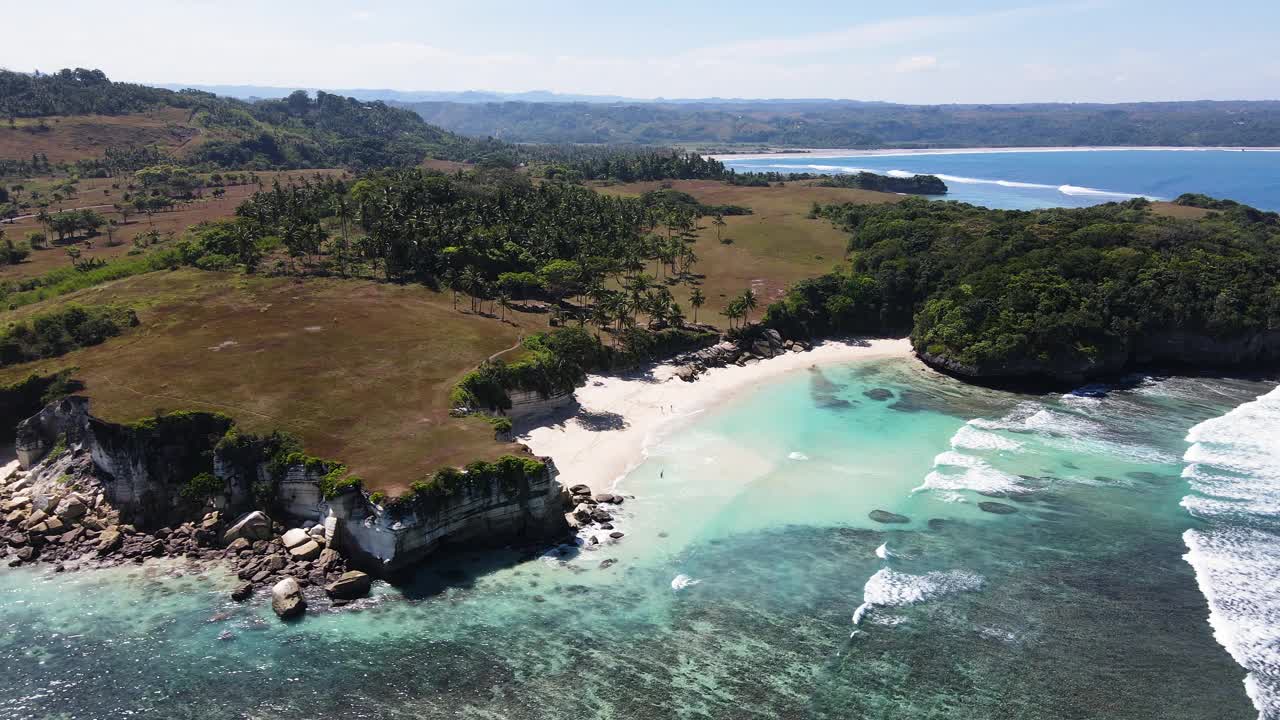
left=670, top=331, right=810, bottom=382
left=270, top=577, right=306, bottom=619
left=7, top=396, right=572, bottom=579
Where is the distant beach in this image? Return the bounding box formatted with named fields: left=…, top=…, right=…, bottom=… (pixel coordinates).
left=518, top=338, right=913, bottom=494
left=709, top=146, right=1280, bottom=161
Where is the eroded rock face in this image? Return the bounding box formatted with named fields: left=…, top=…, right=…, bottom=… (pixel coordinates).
left=271, top=577, right=306, bottom=619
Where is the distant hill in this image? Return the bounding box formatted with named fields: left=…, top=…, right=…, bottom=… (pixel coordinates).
left=0, top=68, right=502, bottom=173
left=398, top=98, right=1280, bottom=148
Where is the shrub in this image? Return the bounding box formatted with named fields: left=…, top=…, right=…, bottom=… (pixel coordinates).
left=181, top=471, right=223, bottom=499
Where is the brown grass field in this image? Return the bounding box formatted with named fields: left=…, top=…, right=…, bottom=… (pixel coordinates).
left=0, top=108, right=212, bottom=164
left=0, top=270, right=556, bottom=494
left=1, top=170, right=346, bottom=281
left=596, top=179, right=901, bottom=324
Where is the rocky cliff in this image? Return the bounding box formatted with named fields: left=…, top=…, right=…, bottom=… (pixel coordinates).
left=914, top=328, right=1280, bottom=385
left=11, top=398, right=569, bottom=574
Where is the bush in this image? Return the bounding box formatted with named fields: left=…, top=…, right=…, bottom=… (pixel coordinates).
left=0, top=304, right=138, bottom=367
left=181, top=471, right=223, bottom=499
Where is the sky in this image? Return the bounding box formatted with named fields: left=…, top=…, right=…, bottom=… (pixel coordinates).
left=3, top=0, right=1279, bottom=103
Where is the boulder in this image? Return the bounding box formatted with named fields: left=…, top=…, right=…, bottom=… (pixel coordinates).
left=199, top=512, right=221, bottom=530
left=569, top=484, right=592, bottom=495
left=54, top=495, right=88, bottom=521
left=21, top=509, right=47, bottom=530
left=2, top=496, right=31, bottom=512
left=325, top=570, right=373, bottom=600
left=572, top=504, right=594, bottom=523
left=39, top=516, right=65, bottom=534
left=594, top=493, right=617, bottom=504
left=231, top=583, right=254, bottom=602
left=978, top=502, right=1018, bottom=515
left=316, top=548, right=340, bottom=570
left=4, top=509, right=24, bottom=525
left=266, top=554, right=288, bottom=572
left=590, top=508, right=613, bottom=523
left=222, top=511, right=273, bottom=544
left=96, top=529, right=123, bottom=555
left=308, top=524, right=326, bottom=538
left=226, top=537, right=251, bottom=553
left=280, top=528, right=311, bottom=550
left=288, top=539, right=322, bottom=561
left=868, top=509, right=910, bottom=524
left=270, top=577, right=306, bottom=619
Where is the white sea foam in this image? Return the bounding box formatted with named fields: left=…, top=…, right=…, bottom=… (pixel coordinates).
left=951, top=423, right=1023, bottom=452
left=1181, top=386, right=1280, bottom=719
left=853, top=568, right=985, bottom=625
left=875, top=543, right=888, bottom=559
left=671, top=574, right=701, bottom=592
left=788, top=451, right=810, bottom=461
left=915, top=449, right=1023, bottom=497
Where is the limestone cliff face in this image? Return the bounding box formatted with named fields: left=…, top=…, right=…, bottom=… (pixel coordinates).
left=14, top=398, right=569, bottom=574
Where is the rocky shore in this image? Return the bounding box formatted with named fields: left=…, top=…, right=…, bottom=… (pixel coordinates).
left=0, top=452, right=375, bottom=618
left=668, top=329, right=811, bottom=381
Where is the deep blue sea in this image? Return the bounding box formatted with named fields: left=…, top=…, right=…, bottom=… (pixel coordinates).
left=719, top=149, right=1280, bottom=211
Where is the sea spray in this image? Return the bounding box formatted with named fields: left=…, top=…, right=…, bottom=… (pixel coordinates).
left=1181, top=386, right=1280, bottom=719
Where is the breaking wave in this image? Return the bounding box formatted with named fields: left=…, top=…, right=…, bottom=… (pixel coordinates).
left=852, top=568, right=985, bottom=625
left=1181, top=386, right=1280, bottom=719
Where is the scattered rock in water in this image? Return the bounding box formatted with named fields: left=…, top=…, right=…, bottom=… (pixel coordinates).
left=217, top=629, right=235, bottom=641
left=569, top=484, right=591, bottom=495
left=978, top=502, right=1018, bottom=515
left=862, top=388, right=894, bottom=401
left=657, top=531, right=669, bottom=538
left=927, top=518, right=947, bottom=531
left=869, top=509, right=910, bottom=524
left=609, top=531, right=625, bottom=539
left=231, top=582, right=253, bottom=602
left=1126, top=471, right=1162, bottom=483
left=1095, top=476, right=1116, bottom=483
left=532, top=594, right=546, bottom=603
left=325, top=570, right=373, bottom=600
left=271, top=577, right=306, bottom=619
left=599, top=558, right=617, bottom=570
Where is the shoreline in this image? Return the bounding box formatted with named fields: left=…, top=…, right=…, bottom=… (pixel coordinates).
left=519, top=338, right=913, bottom=495
left=708, top=146, right=1280, bottom=161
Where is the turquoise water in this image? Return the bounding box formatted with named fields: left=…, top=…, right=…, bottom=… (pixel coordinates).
left=0, top=358, right=1274, bottom=719
left=719, top=149, right=1280, bottom=210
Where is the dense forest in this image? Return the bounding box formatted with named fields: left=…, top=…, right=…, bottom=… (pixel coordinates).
left=763, top=197, right=1280, bottom=382
left=0, top=68, right=504, bottom=172
left=404, top=99, right=1280, bottom=148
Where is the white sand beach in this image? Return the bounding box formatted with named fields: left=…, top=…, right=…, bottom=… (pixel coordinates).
left=519, top=338, right=913, bottom=494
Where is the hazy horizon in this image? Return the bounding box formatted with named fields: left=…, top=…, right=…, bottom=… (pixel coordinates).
left=6, top=0, right=1280, bottom=104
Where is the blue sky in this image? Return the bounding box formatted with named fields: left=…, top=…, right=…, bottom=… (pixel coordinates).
left=4, top=0, right=1279, bottom=102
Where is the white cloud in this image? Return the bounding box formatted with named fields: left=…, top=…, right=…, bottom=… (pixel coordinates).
left=894, top=56, right=938, bottom=73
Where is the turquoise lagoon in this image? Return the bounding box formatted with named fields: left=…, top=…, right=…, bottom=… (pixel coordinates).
left=0, top=357, right=1275, bottom=719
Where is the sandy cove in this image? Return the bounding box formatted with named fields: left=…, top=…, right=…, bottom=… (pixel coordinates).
left=519, top=338, right=913, bottom=495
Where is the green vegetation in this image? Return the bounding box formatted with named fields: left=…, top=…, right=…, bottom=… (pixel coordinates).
left=404, top=456, right=546, bottom=503
left=180, top=472, right=223, bottom=500
left=0, top=305, right=138, bottom=367
left=814, top=172, right=947, bottom=195
left=407, top=98, right=1280, bottom=148
left=0, top=68, right=503, bottom=175
left=764, top=196, right=1280, bottom=381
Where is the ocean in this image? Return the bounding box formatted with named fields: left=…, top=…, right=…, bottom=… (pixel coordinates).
left=1, top=357, right=1275, bottom=719
left=718, top=148, right=1280, bottom=211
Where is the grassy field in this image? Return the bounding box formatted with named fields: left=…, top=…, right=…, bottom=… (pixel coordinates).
left=0, top=269, right=557, bottom=494
left=0, top=108, right=214, bottom=164
left=595, top=179, right=901, bottom=325
left=1, top=170, right=345, bottom=281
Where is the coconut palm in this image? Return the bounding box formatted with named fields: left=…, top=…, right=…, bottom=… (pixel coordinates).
left=690, top=288, right=706, bottom=324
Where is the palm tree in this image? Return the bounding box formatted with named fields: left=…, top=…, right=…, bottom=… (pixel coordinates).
left=721, top=299, right=744, bottom=330
left=460, top=267, right=481, bottom=313
left=498, top=291, right=512, bottom=323
left=690, top=288, right=705, bottom=324
left=713, top=213, right=726, bottom=243
left=739, top=288, right=758, bottom=324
